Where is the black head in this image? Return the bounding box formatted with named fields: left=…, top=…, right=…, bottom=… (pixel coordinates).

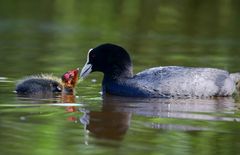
left=80, top=43, right=133, bottom=79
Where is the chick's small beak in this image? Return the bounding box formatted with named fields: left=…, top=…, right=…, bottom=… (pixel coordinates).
left=80, top=63, right=92, bottom=79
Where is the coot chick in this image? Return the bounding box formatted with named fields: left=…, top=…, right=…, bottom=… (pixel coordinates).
left=16, top=68, right=79, bottom=97
left=80, top=43, right=240, bottom=98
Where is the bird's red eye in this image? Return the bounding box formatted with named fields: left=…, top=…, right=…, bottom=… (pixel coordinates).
left=91, top=53, right=96, bottom=58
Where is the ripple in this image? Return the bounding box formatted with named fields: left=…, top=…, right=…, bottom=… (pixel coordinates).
left=0, top=77, right=13, bottom=83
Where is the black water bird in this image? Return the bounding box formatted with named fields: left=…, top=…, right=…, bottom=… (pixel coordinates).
left=80, top=43, right=240, bottom=98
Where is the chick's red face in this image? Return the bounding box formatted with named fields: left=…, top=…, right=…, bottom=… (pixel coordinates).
left=62, top=68, right=79, bottom=87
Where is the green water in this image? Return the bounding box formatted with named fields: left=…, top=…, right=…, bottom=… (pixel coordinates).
left=1, top=0, right=240, bottom=155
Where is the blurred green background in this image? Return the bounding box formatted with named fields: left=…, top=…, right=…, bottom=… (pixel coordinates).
left=0, top=0, right=240, bottom=79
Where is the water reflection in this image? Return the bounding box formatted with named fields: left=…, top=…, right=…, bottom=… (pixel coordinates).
left=85, top=109, right=131, bottom=141
left=8, top=90, right=240, bottom=155
left=14, top=92, right=240, bottom=142
left=79, top=95, right=239, bottom=142
left=101, top=95, right=238, bottom=120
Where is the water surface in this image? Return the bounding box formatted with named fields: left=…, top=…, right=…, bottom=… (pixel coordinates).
left=1, top=0, right=240, bottom=155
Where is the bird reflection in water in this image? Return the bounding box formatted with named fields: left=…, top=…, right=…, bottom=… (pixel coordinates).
left=64, top=94, right=240, bottom=143
left=61, top=90, right=131, bottom=141
left=82, top=103, right=131, bottom=141
left=61, top=94, right=78, bottom=122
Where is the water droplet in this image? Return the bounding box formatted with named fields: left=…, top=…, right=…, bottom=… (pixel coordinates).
left=20, top=116, right=26, bottom=121
left=91, top=79, right=97, bottom=83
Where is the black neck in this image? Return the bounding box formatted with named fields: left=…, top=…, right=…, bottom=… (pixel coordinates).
left=104, top=64, right=133, bottom=80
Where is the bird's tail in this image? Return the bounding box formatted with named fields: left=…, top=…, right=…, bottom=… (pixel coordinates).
left=230, top=73, right=240, bottom=91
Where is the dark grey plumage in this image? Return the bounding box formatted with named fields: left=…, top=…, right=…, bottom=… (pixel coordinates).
left=15, top=74, right=62, bottom=97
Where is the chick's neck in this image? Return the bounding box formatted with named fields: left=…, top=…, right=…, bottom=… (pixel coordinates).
left=62, top=86, right=74, bottom=95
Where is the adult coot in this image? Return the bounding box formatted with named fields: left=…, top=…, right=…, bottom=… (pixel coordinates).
left=80, top=43, right=240, bottom=98
left=16, top=68, right=79, bottom=97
